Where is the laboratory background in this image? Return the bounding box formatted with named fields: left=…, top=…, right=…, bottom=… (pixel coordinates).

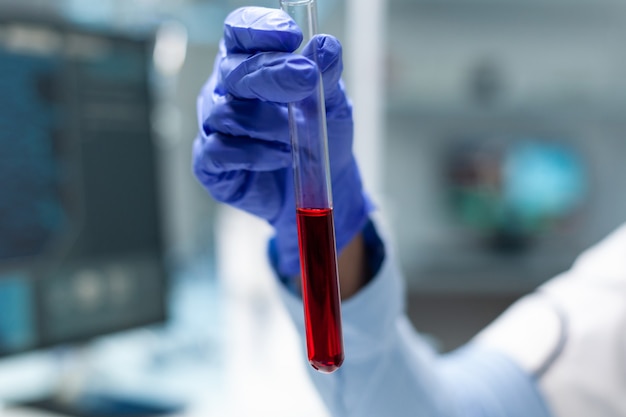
left=1, top=0, right=626, bottom=416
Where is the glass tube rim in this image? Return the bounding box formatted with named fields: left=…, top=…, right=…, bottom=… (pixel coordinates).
left=280, top=0, right=315, bottom=6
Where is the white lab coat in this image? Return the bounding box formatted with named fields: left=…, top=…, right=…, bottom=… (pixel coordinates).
left=276, top=220, right=625, bottom=417
left=476, top=222, right=626, bottom=417
left=277, top=220, right=552, bottom=417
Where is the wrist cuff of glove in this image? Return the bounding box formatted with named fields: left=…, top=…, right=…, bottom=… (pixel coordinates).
left=269, top=217, right=386, bottom=295
left=330, top=157, right=374, bottom=252
left=273, top=158, right=373, bottom=278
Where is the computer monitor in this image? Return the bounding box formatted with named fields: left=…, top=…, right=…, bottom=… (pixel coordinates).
left=0, top=19, right=168, bottom=358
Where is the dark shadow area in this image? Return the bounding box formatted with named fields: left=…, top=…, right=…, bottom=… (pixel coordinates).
left=407, top=292, right=522, bottom=352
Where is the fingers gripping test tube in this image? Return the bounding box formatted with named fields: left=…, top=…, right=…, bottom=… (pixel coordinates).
left=280, top=0, right=344, bottom=373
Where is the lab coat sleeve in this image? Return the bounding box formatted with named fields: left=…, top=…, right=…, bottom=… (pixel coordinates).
left=474, top=222, right=626, bottom=417
left=275, top=236, right=553, bottom=417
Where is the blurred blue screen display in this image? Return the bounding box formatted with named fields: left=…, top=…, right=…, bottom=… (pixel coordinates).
left=0, top=275, right=35, bottom=351
left=0, top=53, right=67, bottom=260
left=0, top=23, right=167, bottom=356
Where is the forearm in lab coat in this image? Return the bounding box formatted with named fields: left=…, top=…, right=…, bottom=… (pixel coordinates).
left=276, top=236, right=553, bottom=417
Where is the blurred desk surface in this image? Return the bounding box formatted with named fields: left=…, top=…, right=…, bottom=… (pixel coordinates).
left=2, top=408, right=66, bottom=417
left=0, top=261, right=328, bottom=417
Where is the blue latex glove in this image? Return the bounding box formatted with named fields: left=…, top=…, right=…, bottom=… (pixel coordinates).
left=193, top=7, right=371, bottom=277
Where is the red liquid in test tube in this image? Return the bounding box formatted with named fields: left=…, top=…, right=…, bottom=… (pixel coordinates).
left=296, top=207, right=344, bottom=373
left=281, top=0, right=345, bottom=373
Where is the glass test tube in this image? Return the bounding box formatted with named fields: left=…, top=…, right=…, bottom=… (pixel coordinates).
left=280, top=0, right=344, bottom=373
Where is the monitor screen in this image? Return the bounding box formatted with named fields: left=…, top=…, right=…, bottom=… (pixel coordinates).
left=0, top=21, right=167, bottom=356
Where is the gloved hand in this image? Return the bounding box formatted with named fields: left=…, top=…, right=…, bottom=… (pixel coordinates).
left=193, top=7, right=371, bottom=277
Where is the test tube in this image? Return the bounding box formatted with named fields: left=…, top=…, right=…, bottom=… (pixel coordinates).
left=279, top=0, right=344, bottom=373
